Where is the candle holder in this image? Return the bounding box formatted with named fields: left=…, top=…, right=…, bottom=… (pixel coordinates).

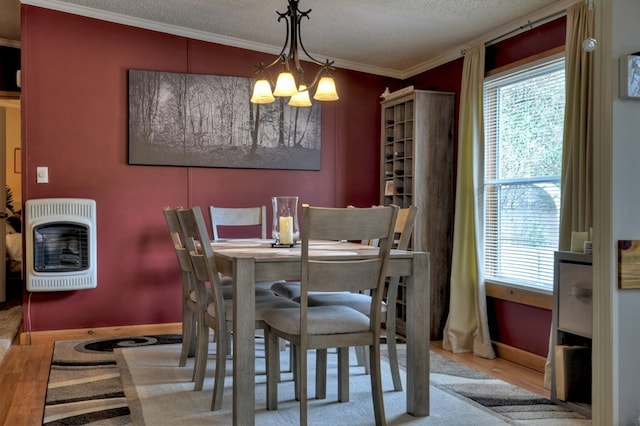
left=272, top=196, right=299, bottom=246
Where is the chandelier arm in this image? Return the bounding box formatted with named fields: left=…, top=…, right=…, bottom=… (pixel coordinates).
left=295, top=11, right=330, bottom=68
left=260, top=8, right=293, bottom=71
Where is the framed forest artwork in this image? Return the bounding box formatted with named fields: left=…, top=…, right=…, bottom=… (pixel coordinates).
left=128, top=69, right=321, bottom=170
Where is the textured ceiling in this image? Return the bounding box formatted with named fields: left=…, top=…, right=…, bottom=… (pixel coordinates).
left=4, top=0, right=576, bottom=78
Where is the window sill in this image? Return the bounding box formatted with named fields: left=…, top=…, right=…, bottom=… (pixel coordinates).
left=485, top=281, right=552, bottom=310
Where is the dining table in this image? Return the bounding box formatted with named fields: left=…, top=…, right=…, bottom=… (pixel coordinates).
left=210, top=238, right=431, bottom=425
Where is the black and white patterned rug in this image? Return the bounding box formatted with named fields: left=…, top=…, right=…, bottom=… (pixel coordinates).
left=43, top=334, right=181, bottom=425
left=387, top=345, right=589, bottom=424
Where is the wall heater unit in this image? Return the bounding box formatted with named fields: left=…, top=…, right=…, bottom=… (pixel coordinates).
left=25, top=198, right=97, bottom=292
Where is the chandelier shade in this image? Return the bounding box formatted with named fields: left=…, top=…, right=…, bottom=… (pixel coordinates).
left=288, top=85, right=312, bottom=107
left=314, top=75, right=339, bottom=101
left=250, top=79, right=276, bottom=104
left=273, top=72, right=298, bottom=97
left=250, top=0, right=339, bottom=107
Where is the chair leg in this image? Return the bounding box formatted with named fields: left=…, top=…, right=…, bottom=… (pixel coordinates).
left=337, top=347, right=350, bottom=402
left=191, top=325, right=198, bottom=382
left=385, top=279, right=403, bottom=391
left=193, top=315, right=209, bottom=391
left=287, top=340, right=294, bottom=374
left=355, top=346, right=370, bottom=374
left=265, top=330, right=280, bottom=410
left=293, top=345, right=301, bottom=401
left=315, top=349, right=327, bottom=399
left=299, top=344, right=308, bottom=426
left=211, top=325, right=227, bottom=411
left=280, top=339, right=293, bottom=374
left=369, top=343, right=386, bottom=426
left=180, top=308, right=196, bottom=367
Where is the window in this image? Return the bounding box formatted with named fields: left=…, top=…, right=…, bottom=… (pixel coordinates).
left=483, top=57, right=565, bottom=292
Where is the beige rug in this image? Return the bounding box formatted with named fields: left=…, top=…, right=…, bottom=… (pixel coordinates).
left=0, top=305, right=22, bottom=366
left=118, top=342, right=519, bottom=425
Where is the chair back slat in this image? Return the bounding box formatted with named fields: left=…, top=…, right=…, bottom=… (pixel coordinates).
left=210, top=206, right=267, bottom=240
left=304, top=206, right=395, bottom=242
left=162, top=206, right=184, bottom=247
left=189, top=251, right=209, bottom=283
left=162, top=206, right=195, bottom=286
left=394, top=205, right=418, bottom=250
left=307, top=259, right=382, bottom=293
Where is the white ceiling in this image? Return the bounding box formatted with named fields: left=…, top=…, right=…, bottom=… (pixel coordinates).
left=4, top=0, right=578, bottom=79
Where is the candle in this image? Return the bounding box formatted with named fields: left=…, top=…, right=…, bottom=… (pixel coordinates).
left=279, top=216, right=294, bottom=244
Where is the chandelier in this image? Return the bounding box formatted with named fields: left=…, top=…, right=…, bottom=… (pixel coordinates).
left=250, top=0, right=339, bottom=107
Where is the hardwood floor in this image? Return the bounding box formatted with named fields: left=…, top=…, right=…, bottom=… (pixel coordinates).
left=430, top=340, right=549, bottom=398
left=0, top=339, right=53, bottom=425
left=0, top=334, right=548, bottom=425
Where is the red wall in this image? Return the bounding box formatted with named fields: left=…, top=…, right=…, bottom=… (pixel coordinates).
left=20, top=6, right=393, bottom=331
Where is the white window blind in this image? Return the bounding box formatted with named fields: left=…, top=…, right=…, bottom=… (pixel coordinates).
left=483, top=58, right=565, bottom=291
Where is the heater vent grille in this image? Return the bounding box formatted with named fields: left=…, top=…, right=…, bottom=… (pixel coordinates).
left=27, top=200, right=95, bottom=221
left=26, top=198, right=98, bottom=292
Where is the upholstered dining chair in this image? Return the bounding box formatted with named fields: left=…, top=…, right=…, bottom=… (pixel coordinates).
left=262, top=204, right=398, bottom=426
left=271, top=205, right=418, bottom=391
left=162, top=206, right=197, bottom=370
left=178, top=206, right=299, bottom=410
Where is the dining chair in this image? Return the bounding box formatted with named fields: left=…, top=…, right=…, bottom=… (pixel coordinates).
left=162, top=206, right=197, bottom=370
left=210, top=205, right=281, bottom=296
left=178, top=206, right=299, bottom=410
left=211, top=205, right=293, bottom=364
left=163, top=205, right=244, bottom=383
left=262, top=204, right=398, bottom=426
left=271, top=205, right=418, bottom=391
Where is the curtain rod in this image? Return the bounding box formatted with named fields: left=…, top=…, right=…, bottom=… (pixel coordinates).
left=486, top=10, right=567, bottom=47
left=461, top=10, right=567, bottom=56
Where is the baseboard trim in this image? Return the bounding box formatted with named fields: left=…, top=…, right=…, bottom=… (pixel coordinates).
left=19, top=323, right=182, bottom=346
left=18, top=324, right=547, bottom=375
left=493, top=341, right=547, bottom=373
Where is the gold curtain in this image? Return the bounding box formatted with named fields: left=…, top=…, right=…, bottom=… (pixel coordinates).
left=559, top=1, right=595, bottom=250
left=544, top=1, right=595, bottom=389
left=442, top=44, right=495, bottom=359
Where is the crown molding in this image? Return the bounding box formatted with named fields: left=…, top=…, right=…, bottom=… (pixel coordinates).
left=21, top=0, right=581, bottom=81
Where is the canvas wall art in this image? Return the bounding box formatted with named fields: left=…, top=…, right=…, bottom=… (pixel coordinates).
left=128, top=69, right=321, bottom=170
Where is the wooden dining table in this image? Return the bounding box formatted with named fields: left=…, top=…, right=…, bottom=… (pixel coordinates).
left=211, top=239, right=431, bottom=425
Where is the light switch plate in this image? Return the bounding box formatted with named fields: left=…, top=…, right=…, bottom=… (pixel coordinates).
left=37, top=166, right=49, bottom=183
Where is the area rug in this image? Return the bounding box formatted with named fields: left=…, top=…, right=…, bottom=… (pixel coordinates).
left=43, top=334, right=181, bottom=425
left=44, top=335, right=590, bottom=425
